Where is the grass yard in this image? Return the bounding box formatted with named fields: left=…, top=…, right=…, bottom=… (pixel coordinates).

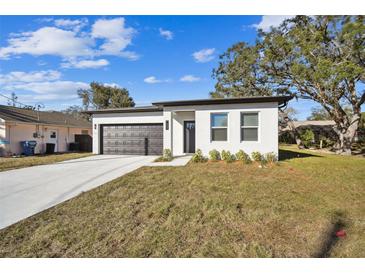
left=0, top=152, right=92, bottom=172
left=0, top=146, right=364, bottom=257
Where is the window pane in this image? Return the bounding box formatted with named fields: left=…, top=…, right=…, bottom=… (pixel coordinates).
left=211, top=113, right=227, bottom=127
left=212, top=128, right=227, bottom=141
left=242, top=128, right=258, bottom=141
left=241, top=113, right=258, bottom=127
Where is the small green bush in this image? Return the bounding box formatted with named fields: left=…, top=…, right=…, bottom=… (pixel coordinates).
left=251, top=151, right=262, bottom=162
left=265, top=152, right=277, bottom=164
left=236, top=150, right=252, bottom=164
left=300, top=129, right=315, bottom=148
left=191, top=149, right=207, bottom=163
left=154, top=149, right=173, bottom=162
left=260, top=157, right=268, bottom=166
left=318, top=136, right=335, bottom=148
left=221, top=150, right=235, bottom=163
left=209, top=149, right=221, bottom=161
left=163, top=149, right=173, bottom=161
left=221, top=150, right=228, bottom=161
left=227, top=154, right=236, bottom=163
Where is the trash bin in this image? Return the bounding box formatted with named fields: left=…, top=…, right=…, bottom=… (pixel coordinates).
left=68, top=142, right=80, bottom=151
left=20, top=141, right=37, bottom=156
left=46, top=143, right=56, bottom=154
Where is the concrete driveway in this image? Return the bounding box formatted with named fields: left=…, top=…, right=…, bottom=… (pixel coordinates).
left=0, top=155, right=156, bottom=229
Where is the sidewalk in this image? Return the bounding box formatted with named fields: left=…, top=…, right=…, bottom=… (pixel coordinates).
left=144, top=155, right=191, bottom=167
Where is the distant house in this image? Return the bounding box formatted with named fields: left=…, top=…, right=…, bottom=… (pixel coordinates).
left=279, top=120, right=337, bottom=144
left=0, top=105, right=92, bottom=156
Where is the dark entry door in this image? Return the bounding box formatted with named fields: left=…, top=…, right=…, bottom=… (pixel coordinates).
left=101, top=124, right=163, bottom=155
left=184, top=121, right=195, bottom=153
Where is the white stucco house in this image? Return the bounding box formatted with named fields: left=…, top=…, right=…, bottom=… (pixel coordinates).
left=87, top=96, right=292, bottom=157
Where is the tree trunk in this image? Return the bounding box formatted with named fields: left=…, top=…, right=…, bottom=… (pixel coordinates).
left=333, top=113, right=361, bottom=155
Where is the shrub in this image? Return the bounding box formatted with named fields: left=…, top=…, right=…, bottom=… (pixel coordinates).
left=154, top=149, right=173, bottom=162
left=191, top=149, right=207, bottom=163
left=221, top=150, right=235, bottom=163
left=221, top=150, right=228, bottom=161
left=318, top=136, right=335, bottom=148
left=300, top=129, right=315, bottom=148
left=251, top=151, right=262, bottom=162
left=260, top=157, right=268, bottom=166
left=236, top=150, right=252, bottom=164
left=264, top=152, right=277, bottom=164
left=163, top=149, right=173, bottom=161
left=209, top=149, right=221, bottom=161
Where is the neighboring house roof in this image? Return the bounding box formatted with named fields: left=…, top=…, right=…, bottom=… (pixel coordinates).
left=85, top=96, right=293, bottom=114
left=0, top=105, right=91, bottom=128
left=293, top=120, right=336, bottom=127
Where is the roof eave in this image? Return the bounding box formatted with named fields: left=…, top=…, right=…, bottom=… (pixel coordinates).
left=152, top=96, right=293, bottom=107
left=83, top=106, right=162, bottom=114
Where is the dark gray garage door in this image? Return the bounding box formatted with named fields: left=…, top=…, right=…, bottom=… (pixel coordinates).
left=101, top=124, right=163, bottom=155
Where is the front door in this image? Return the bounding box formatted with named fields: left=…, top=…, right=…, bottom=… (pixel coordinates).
left=184, top=121, right=195, bottom=153
left=46, top=129, right=58, bottom=152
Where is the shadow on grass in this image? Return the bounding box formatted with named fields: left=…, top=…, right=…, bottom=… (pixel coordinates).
left=312, top=211, right=347, bottom=258
left=279, top=149, right=322, bottom=161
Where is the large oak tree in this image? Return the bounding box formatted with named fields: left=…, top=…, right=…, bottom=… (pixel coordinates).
left=78, top=82, right=135, bottom=110
left=212, top=16, right=364, bottom=154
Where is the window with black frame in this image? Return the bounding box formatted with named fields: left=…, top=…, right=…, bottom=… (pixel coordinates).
left=211, top=113, right=228, bottom=141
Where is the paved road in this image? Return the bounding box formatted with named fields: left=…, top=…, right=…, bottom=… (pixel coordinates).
left=0, top=155, right=155, bottom=229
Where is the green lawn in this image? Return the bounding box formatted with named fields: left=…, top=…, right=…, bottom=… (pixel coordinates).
left=0, top=146, right=364, bottom=257
left=0, top=152, right=93, bottom=172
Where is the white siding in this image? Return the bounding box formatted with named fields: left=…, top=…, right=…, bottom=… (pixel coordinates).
left=164, top=102, right=278, bottom=156
left=195, top=102, right=278, bottom=156
left=92, top=111, right=164, bottom=154
left=91, top=103, right=279, bottom=157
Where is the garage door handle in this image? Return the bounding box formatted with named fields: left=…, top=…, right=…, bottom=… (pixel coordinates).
left=144, top=137, right=148, bottom=155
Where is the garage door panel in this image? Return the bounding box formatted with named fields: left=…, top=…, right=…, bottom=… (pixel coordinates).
left=102, top=124, right=163, bottom=155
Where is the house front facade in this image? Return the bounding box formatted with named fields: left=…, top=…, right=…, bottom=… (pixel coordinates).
left=88, top=96, right=292, bottom=157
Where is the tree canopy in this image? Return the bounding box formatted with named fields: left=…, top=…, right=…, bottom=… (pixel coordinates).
left=78, top=82, right=135, bottom=110
left=212, top=16, right=365, bottom=154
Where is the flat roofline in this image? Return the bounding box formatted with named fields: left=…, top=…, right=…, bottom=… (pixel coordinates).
left=85, top=96, right=293, bottom=114
left=83, top=105, right=162, bottom=114
left=152, top=96, right=293, bottom=107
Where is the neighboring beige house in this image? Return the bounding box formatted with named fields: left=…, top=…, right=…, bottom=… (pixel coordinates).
left=0, top=105, right=92, bottom=156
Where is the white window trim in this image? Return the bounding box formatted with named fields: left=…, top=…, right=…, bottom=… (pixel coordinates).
left=240, top=111, right=260, bottom=142
left=210, top=112, right=228, bottom=142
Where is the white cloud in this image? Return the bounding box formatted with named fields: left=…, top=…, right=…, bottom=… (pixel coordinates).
left=0, top=27, right=94, bottom=59
left=104, top=83, right=121, bottom=88
left=159, top=28, right=173, bottom=40
left=118, top=51, right=140, bottom=61
left=54, top=18, right=88, bottom=32
left=3, top=80, right=89, bottom=98
left=0, top=69, right=88, bottom=102
left=144, top=76, right=170, bottom=84
left=144, top=76, right=161, bottom=84
left=92, top=17, right=138, bottom=59
left=180, top=75, right=201, bottom=82
left=0, top=17, right=139, bottom=66
left=252, top=16, right=294, bottom=31
left=192, top=48, right=215, bottom=63
left=0, top=70, right=61, bottom=85
left=61, top=59, right=109, bottom=69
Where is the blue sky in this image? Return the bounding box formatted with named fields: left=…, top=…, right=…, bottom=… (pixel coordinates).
left=0, top=15, right=359, bottom=120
